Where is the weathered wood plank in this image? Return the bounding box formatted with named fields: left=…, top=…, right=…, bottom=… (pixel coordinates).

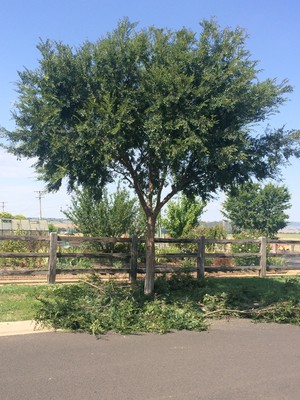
left=197, top=236, right=205, bottom=279
left=0, top=268, right=130, bottom=276
left=205, top=239, right=261, bottom=244
left=155, top=253, right=260, bottom=258
left=259, top=237, right=267, bottom=277
left=0, top=270, right=48, bottom=276
left=0, top=253, right=49, bottom=258
left=267, top=265, right=298, bottom=270
left=130, top=235, right=138, bottom=282
left=268, top=239, right=300, bottom=245
left=137, top=265, right=261, bottom=272
left=205, top=266, right=261, bottom=272
left=205, top=253, right=259, bottom=258
left=154, top=238, right=199, bottom=243
left=57, top=235, right=132, bottom=244
left=267, top=252, right=300, bottom=257
left=48, top=232, right=58, bottom=283
left=0, top=235, right=49, bottom=242
left=154, top=238, right=259, bottom=244
left=155, top=253, right=198, bottom=258
left=57, top=252, right=130, bottom=259
left=57, top=268, right=130, bottom=274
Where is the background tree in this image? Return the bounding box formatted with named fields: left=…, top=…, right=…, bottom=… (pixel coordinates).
left=6, top=19, right=299, bottom=293
left=48, top=223, right=58, bottom=233
left=162, top=195, right=205, bottom=238
left=12, top=214, right=26, bottom=220
left=0, top=212, right=13, bottom=219
left=64, top=184, right=146, bottom=239
left=222, top=182, right=291, bottom=238
left=0, top=212, right=26, bottom=219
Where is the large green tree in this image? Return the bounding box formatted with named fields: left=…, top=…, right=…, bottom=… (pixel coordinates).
left=162, top=195, right=205, bottom=238
left=6, top=19, right=299, bottom=293
left=222, top=182, right=291, bottom=237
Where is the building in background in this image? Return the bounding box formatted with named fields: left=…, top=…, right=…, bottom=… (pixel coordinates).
left=0, top=218, right=49, bottom=236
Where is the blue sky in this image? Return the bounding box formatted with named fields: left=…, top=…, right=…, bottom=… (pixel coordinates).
left=1, top=0, right=300, bottom=220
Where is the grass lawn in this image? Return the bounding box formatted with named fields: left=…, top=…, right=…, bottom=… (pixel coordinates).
left=277, top=233, right=300, bottom=240
left=0, top=285, right=49, bottom=322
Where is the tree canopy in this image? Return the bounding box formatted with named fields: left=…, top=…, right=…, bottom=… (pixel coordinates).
left=6, top=18, right=299, bottom=293
left=222, top=182, right=291, bottom=237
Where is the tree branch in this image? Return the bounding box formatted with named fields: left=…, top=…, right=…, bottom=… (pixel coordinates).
left=120, top=155, right=149, bottom=214
left=155, top=169, right=168, bottom=209
left=154, top=186, right=178, bottom=217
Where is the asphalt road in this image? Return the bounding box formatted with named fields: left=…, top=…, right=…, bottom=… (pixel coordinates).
left=0, top=319, right=299, bottom=400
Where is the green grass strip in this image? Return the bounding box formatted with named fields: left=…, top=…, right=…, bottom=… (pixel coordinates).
left=0, top=285, right=49, bottom=322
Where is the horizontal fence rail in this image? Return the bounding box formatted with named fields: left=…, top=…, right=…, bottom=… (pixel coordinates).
left=0, top=232, right=300, bottom=283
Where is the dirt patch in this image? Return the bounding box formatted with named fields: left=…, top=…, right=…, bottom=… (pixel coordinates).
left=1, top=268, right=299, bottom=285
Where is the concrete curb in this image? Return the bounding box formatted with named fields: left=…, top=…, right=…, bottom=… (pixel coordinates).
left=0, top=320, right=55, bottom=337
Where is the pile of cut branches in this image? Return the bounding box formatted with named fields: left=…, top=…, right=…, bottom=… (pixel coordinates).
left=34, top=273, right=300, bottom=335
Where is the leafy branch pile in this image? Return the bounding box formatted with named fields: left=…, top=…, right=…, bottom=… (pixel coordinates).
left=34, top=274, right=300, bottom=335
left=200, top=294, right=300, bottom=324
left=35, top=275, right=207, bottom=335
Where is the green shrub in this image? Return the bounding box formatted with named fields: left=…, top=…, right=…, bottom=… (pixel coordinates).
left=0, top=238, right=28, bottom=267
left=0, top=231, right=48, bottom=268
left=231, top=232, right=260, bottom=267
left=181, top=224, right=227, bottom=253
left=267, top=256, right=287, bottom=268
left=232, top=232, right=288, bottom=268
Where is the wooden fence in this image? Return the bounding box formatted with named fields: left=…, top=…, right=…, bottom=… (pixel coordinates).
left=0, top=233, right=300, bottom=283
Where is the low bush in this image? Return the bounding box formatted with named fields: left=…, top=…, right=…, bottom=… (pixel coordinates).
left=180, top=224, right=227, bottom=254
left=231, top=232, right=261, bottom=267
left=0, top=234, right=48, bottom=269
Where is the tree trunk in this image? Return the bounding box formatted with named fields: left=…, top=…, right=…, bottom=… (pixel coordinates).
left=144, top=214, right=156, bottom=295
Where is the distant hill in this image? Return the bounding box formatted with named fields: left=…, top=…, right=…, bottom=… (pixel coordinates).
left=278, top=222, right=300, bottom=233
left=284, top=222, right=300, bottom=229
left=203, top=220, right=300, bottom=234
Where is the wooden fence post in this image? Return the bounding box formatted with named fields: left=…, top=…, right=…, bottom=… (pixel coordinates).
left=48, top=232, right=58, bottom=283
left=259, top=236, right=267, bottom=278
left=197, top=236, right=205, bottom=279
left=130, top=235, right=138, bottom=282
